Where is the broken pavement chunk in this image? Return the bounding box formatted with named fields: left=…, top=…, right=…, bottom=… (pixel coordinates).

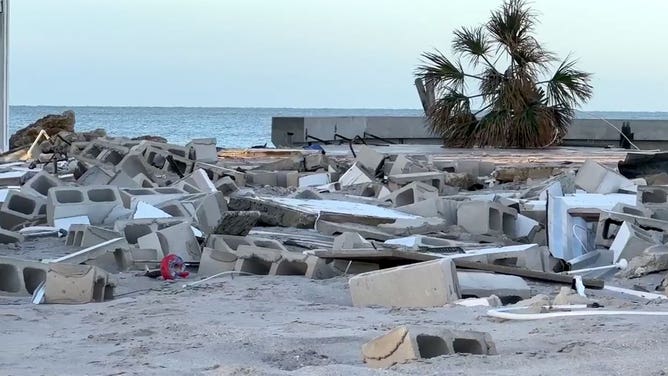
left=213, top=211, right=261, bottom=236
left=361, top=325, right=496, bottom=368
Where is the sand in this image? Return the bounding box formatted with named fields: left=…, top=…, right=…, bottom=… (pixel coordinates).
left=2, top=236, right=668, bottom=375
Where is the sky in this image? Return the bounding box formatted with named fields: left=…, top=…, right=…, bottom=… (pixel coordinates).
left=9, top=0, right=668, bottom=110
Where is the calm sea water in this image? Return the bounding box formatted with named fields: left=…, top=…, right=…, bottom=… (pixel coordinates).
left=9, top=106, right=668, bottom=148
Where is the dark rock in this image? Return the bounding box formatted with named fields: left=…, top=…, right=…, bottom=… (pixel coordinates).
left=132, top=135, right=168, bottom=143
left=10, top=110, right=75, bottom=149
left=213, top=211, right=261, bottom=236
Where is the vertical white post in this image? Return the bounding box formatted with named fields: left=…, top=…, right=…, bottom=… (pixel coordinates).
left=0, top=0, right=8, bottom=151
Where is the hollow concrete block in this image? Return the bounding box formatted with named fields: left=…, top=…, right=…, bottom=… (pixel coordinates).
left=457, top=200, right=518, bottom=236
left=385, top=181, right=439, bottom=207
left=44, top=263, right=114, bottom=304
left=21, top=171, right=63, bottom=199
left=362, top=325, right=496, bottom=368
left=0, top=190, right=47, bottom=230
left=198, top=247, right=238, bottom=277
left=0, top=256, right=49, bottom=296
left=47, top=185, right=124, bottom=226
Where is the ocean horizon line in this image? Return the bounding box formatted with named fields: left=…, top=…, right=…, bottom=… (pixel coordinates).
left=7, top=104, right=668, bottom=115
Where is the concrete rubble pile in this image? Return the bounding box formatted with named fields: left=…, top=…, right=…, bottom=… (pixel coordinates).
left=3, top=137, right=668, bottom=368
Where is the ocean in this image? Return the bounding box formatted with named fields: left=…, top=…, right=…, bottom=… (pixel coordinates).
left=10, top=106, right=668, bottom=148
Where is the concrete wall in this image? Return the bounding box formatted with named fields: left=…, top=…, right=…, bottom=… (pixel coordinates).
left=272, top=116, right=668, bottom=149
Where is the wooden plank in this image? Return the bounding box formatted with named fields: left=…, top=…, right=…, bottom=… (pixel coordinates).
left=453, top=259, right=604, bottom=289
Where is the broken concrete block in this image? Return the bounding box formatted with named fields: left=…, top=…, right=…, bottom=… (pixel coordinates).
left=388, top=172, right=445, bottom=193
left=362, top=325, right=496, bottom=368
left=575, top=159, right=634, bottom=194
left=385, top=181, right=439, bottom=207
left=114, top=153, right=157, bottom=184
left=213, top=211, right=261, bottom=236
left=44, top=263, right=114, bottom=304
left=246, top=170, right=278, bottom=186
left=191, top=191, right=228, bottom=234
left=186, top=138, right=218, bottom=163
left=195, top=162, right=246, bottom=187
left=457, top=201, right=517, bottom=236
left=457, top=272, right=531, bottom=301
left=0, top=256, right=48, bottom=295
left=65, top=225, right=124, bottom=248
left=349, top=259, right=460, bottom=308
left=52, top=237, right=128, bottom=267
left=455, top=160, right=495, bottom=177
left=215, top=176, right=239, bottom=195
left=269, top=250, right=331, bottom=278
left=317, top=220, right=393, bottom=241
left=339, top=162, right=373, bottom=186
left=198, top=247, right=238, bottom=277
left=275, top=170, right=299, bottom=188
left=119, top=187, right=190, bottom=209
left=21, top=170, right=62, bottom=199
left=377, top=217, right=449, bottom=237
left=355, top=145, right=384, bottom=174
left=332, top=232, right=371, bottom=250
left=384, top=235, right=459, bottom=250
left=0, top=190, right=47, bottom=230
left=234, top=241, right=285, bottom=275
left=76, top=165, right=113, bottom=186
left=47, top=186, right=124, bottom=226
left=610, top=221, right=662, bottom=263
left=136, top=222, right=201, bottom=262
left=227, top=196, right=316, bottom=228
left=182, top=168, right=217, bottom=193
left=513, top=214, right=540, bottom=242
left=452, top=244, right=549, bottom=272
left=298, top=172, right=330, bottom=187
left=0, top=228, right=24, bottom=244
left=617, top=245, right=668, bottom=278
left=156, top=200, right=196, bottom=221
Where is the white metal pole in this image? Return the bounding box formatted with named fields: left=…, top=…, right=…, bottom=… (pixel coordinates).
left=0, top=0, right=8, bottom=151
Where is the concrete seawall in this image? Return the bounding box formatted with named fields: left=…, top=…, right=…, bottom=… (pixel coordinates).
left=272, top=116, right=668, bottom=149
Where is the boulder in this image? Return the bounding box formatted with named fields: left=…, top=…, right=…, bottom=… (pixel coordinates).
left=10, top=110, right=76, bottom=149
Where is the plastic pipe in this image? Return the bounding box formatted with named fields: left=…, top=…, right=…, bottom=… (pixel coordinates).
left=487, top=304, right=668, bottom=320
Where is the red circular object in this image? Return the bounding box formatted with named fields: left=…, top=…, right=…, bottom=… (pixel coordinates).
left=160, top=254, right=189, bottom=280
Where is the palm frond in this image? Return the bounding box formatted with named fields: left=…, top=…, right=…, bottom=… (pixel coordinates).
left=416, top=50, right=467, bottom=92
left=486, top=0, right=536, bottom=52
left=545, top=56, right=593, bottom=107
left=452, top=26, right=493, bottom=67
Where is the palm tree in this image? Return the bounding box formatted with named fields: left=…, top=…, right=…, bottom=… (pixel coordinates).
left=415, top=0, right=592, bottom=148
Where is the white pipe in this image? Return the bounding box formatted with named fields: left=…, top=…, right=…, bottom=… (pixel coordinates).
left=604, top=285, right=668, bottom=300
left=564, top=258, right=628, bottom=275
left=487, top=304, right=668, bottom=320
left=182, top=270, right=256, bottom=288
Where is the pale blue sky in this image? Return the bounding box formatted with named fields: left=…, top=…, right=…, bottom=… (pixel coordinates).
left=9, top=0, right=668, bottom=110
